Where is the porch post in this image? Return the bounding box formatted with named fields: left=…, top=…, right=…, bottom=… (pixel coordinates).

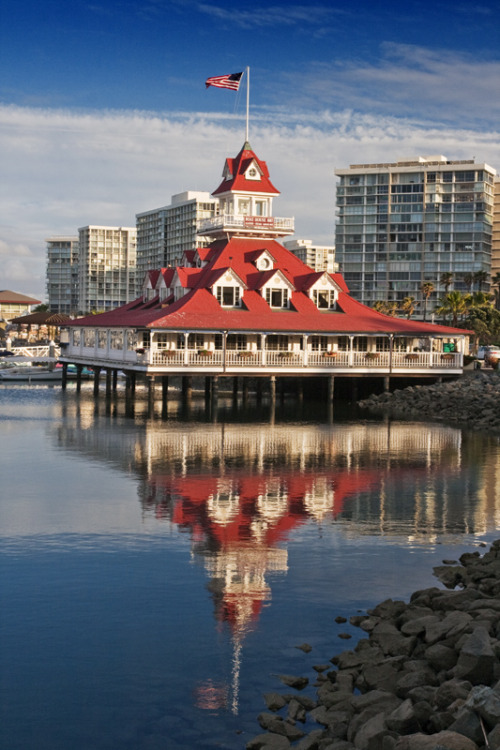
left=349, top=336, right=354, bottom=367
left=262, top=334, right=267, bottom=366
left=302, top=334, right=308, bottom=366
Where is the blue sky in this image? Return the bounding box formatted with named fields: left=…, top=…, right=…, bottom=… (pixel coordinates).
left=1, top=0, right=500, bottom=298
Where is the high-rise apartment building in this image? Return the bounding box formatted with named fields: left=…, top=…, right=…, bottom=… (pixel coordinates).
left=46, top=236, right=79, bottom=314
left=78, top=226, right=136, bottom=314
left=136, top=191, right=217, bottom=291
left=493, top=178, right=500, bottom=283
left=335, top=156, right=496, bottom=315
left=283, top=239, right=337, bottom=274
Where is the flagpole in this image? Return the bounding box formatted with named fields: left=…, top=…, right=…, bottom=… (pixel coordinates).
left=245, top=66, right=250, bottom=143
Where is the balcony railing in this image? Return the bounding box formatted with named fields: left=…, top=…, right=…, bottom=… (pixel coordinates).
left=143, top=349, right=462, bottom=370
left=198, top=214, right=295, bottom=236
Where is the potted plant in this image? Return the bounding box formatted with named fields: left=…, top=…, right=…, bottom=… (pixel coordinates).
left=198, top=349, right=212, bottom=357
left=322, top=351, right=337, bottom=357
left=278, top=351, right=293, bottom=358
left=135, top=347, right=145, bottom=355
left=364, top=352, right=380, bottom=360
left=162, top=349, right=176, bottom=357
left=441, top=353, right=455, bottom=361
left=405, top=353, right=419, bottom=361
left=238, top=350, right=252, bottom=358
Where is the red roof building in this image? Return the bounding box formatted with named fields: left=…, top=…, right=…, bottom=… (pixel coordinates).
left=61, top=141, right=471, bottom=381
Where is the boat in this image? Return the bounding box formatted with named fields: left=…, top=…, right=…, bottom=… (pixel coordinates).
left=0, top=363, right=93, bottom=382
left=0, top=365, right=64, bottom=381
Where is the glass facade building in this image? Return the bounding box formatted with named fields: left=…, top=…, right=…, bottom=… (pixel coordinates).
left=335, top=156, right=496, bottom=315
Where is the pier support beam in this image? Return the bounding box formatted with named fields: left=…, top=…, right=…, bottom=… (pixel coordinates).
left=161, top=376, right=169, bottom=403
left=105, top=369, right=112, bottom=398
left=232, top=377, right=239, bottom=402
left=270, top=375, right=276, bottom=404
left=93, top=367, right=101, bottom=397
left=182, top=376, right=192, bottom=402
left=327, top=375, right=335, bottom=404
left=242, top=377, right=249, bottom=403
left=384, top=375, right=390, bottom=392
left=61, top=363, right=68, bottom=391
left=112, top=369, right=118, bottom=391
left=75, top=364, right=83, bottom=393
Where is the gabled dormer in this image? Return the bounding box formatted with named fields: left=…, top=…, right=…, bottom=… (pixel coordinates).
left=254, top=249, right=275, bottom=271
left=261, top=269, right=295, bottom=309
left=211, top=267, right=247, bottom=308
left=304, top=273, right=339, bottom=310
left=142, top=270, right=160, bottom=302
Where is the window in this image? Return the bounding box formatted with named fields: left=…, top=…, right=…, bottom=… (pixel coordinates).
left=187, top=334, right=204, bottom=349
left=226, top=334, right=247, bottom=350
left=265, top=287, right=289, bottom=308
left=313, top=289, right=336, bottom=309
left=310, top=336, right=328, bottom=351
left=216, top=286, right=241, bottom=307
left=266, top=335, right=289, bottom=350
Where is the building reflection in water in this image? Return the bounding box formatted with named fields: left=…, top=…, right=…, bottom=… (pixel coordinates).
left=57, top=393, right=500, bottom=713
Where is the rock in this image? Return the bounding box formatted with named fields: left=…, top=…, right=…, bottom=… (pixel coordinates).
left=277, top=674, right=309, bottom=690
left=454, top=626, right=495, bottom=685
left=464, top=684, right=500, bottom=727
left=447, top=708, right=483, bottom=745
left=393, top=729, right=479, bottom=749
left=296, top=643, right=313, bottom=653
left=294, top=729, right=324, bottom=750
left=424, top=643, right=457, bottom=672
left=288, top=698, right=307, bottom=723
left=386, top=699, right=421, bottom=735
left=246, top=732, right=291, bottom=749
left=264, top=693, right=287, bottom=712
left=352, top=711, right=393, bottom=750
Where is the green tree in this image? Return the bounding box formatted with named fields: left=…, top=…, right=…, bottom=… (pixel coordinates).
left=439, top=272, right=453, bottom=294
left=491, top=272, right=500, bottom=311
left=460, top=306, right=500, bottom=344
left=463, top=273, right=475, bottom=293
left=473, top=270, right=489, bottom=292
left=420, top=281, right=435, bottom=322
left=435, top=291, right=468, bottom=327
left=372, top=300, right=398, bottom=316
left=466, top=291, right=494, bottom=310
left=400, top=296, right=417, bottom=319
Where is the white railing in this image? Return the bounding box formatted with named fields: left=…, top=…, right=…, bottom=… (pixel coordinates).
left=198, top=214, right=295, bottom=235
left=67, top=346, right=463, bottom=372
left=10, top=345, right=61, bottom=358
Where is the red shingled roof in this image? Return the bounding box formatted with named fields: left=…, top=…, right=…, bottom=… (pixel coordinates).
left=68, top=235, right=470, bottom=337
left=212, top=142, right=280, bottom=197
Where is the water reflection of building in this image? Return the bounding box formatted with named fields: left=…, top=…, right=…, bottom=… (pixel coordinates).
left=55, top=401, right=500, bottom=711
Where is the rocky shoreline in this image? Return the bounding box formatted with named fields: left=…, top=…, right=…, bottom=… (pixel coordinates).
left=356, top=371, right=500, bottom=435
left=246, top=540, right=500, bottom=750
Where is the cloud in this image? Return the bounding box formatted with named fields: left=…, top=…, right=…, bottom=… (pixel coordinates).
left=1, top=103, right=499, bottom=299
left=278, top=44, right=500, bottom=128
left=196, top=2, right=342, bottom=29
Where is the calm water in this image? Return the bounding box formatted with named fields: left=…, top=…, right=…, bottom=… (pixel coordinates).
left=1, top=383, right=499, bottom=750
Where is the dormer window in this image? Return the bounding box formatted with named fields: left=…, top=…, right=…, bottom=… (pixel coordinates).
left=313, top=289, right=336, bottom=309
left=216, top=286, right=241, bottom=307
left=265, top=287, right=289, bottom=308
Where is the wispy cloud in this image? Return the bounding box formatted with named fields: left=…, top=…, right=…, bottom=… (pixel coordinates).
left=1, top=103, right=499, bottom=298
left=196, top=2, right=343, bottom=29
left=275, top=44, right=500, bottom=129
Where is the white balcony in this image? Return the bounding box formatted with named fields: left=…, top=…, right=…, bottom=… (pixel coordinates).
left=198, top=214, right=295, bottom=238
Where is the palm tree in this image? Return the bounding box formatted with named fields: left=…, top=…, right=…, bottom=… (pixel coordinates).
left=400, top=296, right=417, bottom=319
left=473, top=270, right=489, bottom=292
left=420, top=281, right=435, bottom=322
left=372, top=300, right=398, bottom=317
left=435, top=291, right=468, bottom=327
left=491, top=272, right=500, bottom=310
left=467, top=291, right=494, bottom=309
left=439, top=272, right=453, bottom=294
left=463, top=273, right=475, bottom=293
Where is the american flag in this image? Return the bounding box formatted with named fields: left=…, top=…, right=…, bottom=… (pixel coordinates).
left=205, top=72, right=243, bottom=91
